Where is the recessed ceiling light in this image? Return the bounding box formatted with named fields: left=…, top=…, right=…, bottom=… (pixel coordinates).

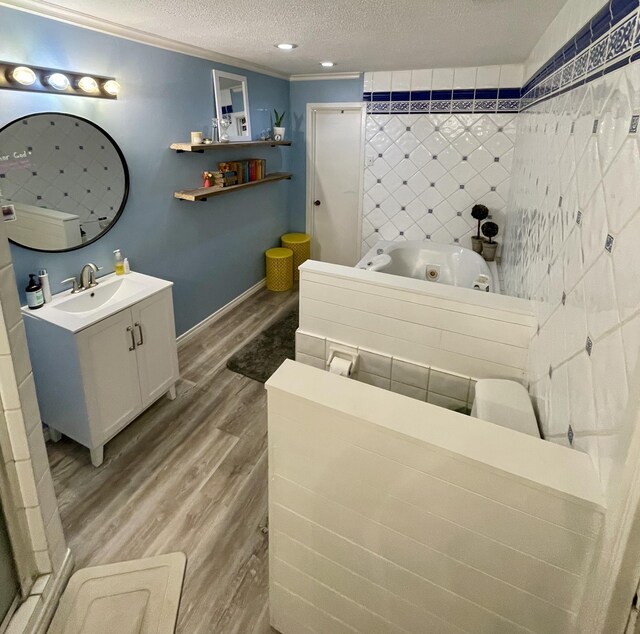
left=320, top=61, right=335, bottom=68
left=11, top=66, right=36, bottom=86
left=276, top=43, right=297, bottom=50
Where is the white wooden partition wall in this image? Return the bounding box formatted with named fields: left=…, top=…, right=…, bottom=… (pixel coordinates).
left=297, top=260, right=537, bottom=382
left=267, top=361, right=605, bottom=634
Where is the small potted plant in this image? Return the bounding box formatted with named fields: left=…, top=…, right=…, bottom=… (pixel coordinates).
left=471, top=204, right=489, bottom=253
left=273, top=109, right=286, bottom=141
left=481, top=221, right=499, bottom=261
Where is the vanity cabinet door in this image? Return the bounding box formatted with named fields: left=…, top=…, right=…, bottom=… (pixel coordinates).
left=77, top=309, right=142, bottom=445
left=131, top=289, right=179, bottom=408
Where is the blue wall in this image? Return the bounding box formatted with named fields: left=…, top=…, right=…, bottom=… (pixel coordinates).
left=288, top=78, right=363, bottom=231
left=0, top=6, right=289, bottom=335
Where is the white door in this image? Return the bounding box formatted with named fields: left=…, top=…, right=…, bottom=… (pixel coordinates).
left=307, top=104, right=364, bottom=266
left=78, top=309, right=142, bottom=445
left=131, top=289, right=179, bottom=408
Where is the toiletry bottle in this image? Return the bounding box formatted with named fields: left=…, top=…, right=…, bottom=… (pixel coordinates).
left=26, top=274, right=44, bottom=309
left=114, top=249, right=125, bottom=275
left=123, top=258, right=130, bottom=274
left=38, top=269, right=52, bottom=303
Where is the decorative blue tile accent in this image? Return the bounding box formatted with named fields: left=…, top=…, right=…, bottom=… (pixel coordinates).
left=588, top=38, right=609, bottom=72
left=605, top=233, right=615, bottom=252
left=593, top=119, right=600, bottom=133
left=366, top=4, right=640, bottom=116
left=577, top=210, right=583, bottom=224
left=586, top=336, right=593, bottom=356
left=607, top=15, right=636, bottom=60
left=630, top=115, right=639, bottom=133
left=568, top=424, right=574, bottom=445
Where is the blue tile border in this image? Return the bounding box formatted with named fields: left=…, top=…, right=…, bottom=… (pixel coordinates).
left=364, top=88, right=521, bottom=114
left=364, top=0, right=640, bottom=115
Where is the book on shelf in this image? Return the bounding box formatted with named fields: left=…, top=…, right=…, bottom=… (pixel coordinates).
left=216, top=159, right=267, bottom=186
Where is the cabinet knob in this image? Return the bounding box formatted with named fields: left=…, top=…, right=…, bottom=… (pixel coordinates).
left=127, top=325, right=136, bottom=351
left=314, top=200, right=321, bottom=206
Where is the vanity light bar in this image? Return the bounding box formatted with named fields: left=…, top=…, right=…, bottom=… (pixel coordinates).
left=0, top=61, right=119, bottom=99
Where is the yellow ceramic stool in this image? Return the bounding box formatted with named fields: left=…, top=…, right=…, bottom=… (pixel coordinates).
left=281, top=233, right=310, bottom=280
left=265, top=247, right=294, bottom=291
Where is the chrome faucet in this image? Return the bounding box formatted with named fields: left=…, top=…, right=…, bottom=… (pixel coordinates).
left=80, top=263, right=100, bottom=290
left=61, top=263, right=101, bottom=294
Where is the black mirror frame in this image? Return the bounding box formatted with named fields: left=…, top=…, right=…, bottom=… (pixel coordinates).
left=0, top=112, right=130, bottom=253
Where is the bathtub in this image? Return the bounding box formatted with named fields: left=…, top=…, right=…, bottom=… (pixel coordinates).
left=356, top=240, right=499, bottom=292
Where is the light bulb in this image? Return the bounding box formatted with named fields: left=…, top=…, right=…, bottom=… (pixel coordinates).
left=102, top=79, right=120, bottom=96
left=276, top=43, right=297, bottom=50
left=46, top=72, right=70, bottom=91
left=320, top=61, right=335, bottom=67
left=77, top=76, right=98, bottom=93
left=11, top=66, right=36, bottom=86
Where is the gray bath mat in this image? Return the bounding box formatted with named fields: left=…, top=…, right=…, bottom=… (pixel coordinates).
left=226, top=309, right=298, bottom=383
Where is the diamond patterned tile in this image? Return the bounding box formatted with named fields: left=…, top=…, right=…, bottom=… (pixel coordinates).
left=403, top=223, right=426, bottom=240
left=409, top=145, right=432, bottom=168
left=467, top=146, right=494, bottom=171
left=369, top=131, right=393, bottom=154
left=417, top=213, right=442, bottom=236
left=405, top=197, right=427, bottom=221
left=452, top=132, right=481, bottom=156
left=395, top=131, right=420, bottom=154
left=421, top=160, right=447, bottom=183
left=449, top=161, right=476, bottom=185
left=423, top=132, right=450, bottom=155
left=437, top=146, right=463, bottom=171
left=407, top=171, right=430, bottom=195
left=369, top=157, right=392, bottom=179
left=390, top=209, right=415, bottom=232
left=435, top=172, right=459, bottom=198
left=382, top=143, right=405, bottom=168
left=379, top=220, right=400, bottom=240
left=447, top=188, right=474, bottom=212
left=502, top=62, right=640, bottom=489
left=361, top=112, right=515, bottom=251
left=383, top=116, right=408, bottom=141
left=392, top=185, right=417, bottom=207
left=394, top=158, right=419, bottom=181
left=481, top=162, right=510, bottom=186
left=432, top=199, right=457, bottom=224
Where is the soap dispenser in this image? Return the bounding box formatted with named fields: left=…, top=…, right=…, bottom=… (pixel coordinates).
left=113, top=249, right=125, bottom=276
left=26, top=274, right=45, bottom=309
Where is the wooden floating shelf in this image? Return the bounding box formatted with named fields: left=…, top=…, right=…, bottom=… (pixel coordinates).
left=174, top=172, right=292, bottom=202
left=170, top=140, right=292, bottom=153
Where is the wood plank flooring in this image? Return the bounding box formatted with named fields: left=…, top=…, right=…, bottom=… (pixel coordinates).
left=48, top=286, right=299, bottom=634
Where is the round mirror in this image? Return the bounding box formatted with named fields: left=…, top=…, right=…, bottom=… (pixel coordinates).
left=0, top=113, right=129, bottom=252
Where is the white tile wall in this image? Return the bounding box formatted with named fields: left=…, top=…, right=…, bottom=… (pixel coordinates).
left=298, top=261, right=536, bottom=383
left=525, top=0, right=609, bottom=82
left=296, top=331, right=476, bottom=411
left=267, top=360, right=604, bottom=634
left=0, top=218, right=68, bottom=624
left=502, top=61, right=640, bottom=494
left=362, top=66, right=522, bottom=256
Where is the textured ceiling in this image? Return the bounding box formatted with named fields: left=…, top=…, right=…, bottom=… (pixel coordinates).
left=18, top=0, right=566, bottom=76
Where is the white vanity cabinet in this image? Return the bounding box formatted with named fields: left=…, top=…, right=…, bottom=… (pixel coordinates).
left=22, top=273, right=179, bottom=467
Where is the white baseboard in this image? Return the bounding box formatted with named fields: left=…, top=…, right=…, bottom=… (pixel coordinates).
left=176, top=279, right=266, bottom=348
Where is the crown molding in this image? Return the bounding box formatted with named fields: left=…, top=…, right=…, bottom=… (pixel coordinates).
left=0, top=0, right=290, bottom=80
left=290, top=72, right=362, bottom=82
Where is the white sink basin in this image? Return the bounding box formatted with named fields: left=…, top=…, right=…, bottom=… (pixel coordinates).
left=21, top=271, right=173, bottom=332
left=54, top=277, right=144, bottom=314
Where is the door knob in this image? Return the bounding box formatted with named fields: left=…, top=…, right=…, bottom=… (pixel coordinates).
left=314, top=200, right=321, bottom=206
